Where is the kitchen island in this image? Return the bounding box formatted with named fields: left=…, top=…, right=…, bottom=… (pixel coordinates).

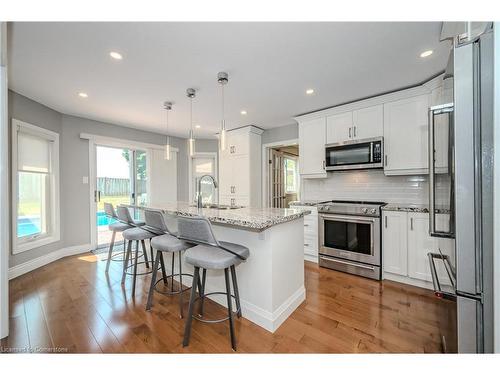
left=130, top=202, right=310, bottom=332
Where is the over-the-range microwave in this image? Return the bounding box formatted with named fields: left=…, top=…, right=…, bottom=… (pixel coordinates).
left=325, top=137, right=383, bottom=171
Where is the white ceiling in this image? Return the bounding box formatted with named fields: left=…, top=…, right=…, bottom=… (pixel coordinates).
left=8, top=22, right=450, bottom=139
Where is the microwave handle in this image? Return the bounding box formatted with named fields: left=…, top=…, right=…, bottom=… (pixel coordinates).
left=370, top=142, right=374, bottom=162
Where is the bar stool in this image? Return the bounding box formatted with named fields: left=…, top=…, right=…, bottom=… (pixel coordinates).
left=103, top=203, right=132, bottom=273
left=144, top=209, right=196, bottom=318
left=178, top=216, right=250, bottom=351
left=117, top=206, right=155, bottom=296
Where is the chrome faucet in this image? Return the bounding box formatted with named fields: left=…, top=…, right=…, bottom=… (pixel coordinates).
left=197, top=175, right=218, bottom=208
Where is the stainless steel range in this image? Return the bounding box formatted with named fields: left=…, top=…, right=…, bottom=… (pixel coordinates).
left=317, top=200, right=385, bottom=280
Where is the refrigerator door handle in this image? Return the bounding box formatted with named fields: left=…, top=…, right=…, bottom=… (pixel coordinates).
left=428, top=103, right=454, bottom=238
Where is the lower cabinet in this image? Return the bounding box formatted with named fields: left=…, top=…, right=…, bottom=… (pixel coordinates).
left=382, top=210, right=454, bottom=288
left=293, top=205, right=319, bottom=263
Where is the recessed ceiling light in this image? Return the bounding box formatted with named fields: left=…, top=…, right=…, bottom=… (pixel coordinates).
left=195, top=124, right=201, bottom=129
left=240, top=110, right=247, bottom=115
left=78, top=92, right=88, bottom=98
left=420, top=50, right=433, bottom=58
left=109, top=51, right=123, bottom=60
left=306, top=89, right=314, bottom=95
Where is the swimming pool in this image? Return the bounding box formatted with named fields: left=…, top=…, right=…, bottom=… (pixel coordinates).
left=17, top=212, right=115, bottom=238
left=97, top=211, right=117, bottom=226
left=17, top=216, right=41, bottom=237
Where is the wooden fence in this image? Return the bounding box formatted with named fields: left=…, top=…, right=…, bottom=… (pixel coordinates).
left=97, top=177, right=146, bottom=196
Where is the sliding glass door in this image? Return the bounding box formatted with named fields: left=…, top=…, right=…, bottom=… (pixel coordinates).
left=95, top=145, right=147, bottom=249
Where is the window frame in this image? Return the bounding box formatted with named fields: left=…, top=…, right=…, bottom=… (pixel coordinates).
left=11, top=119, right=60, bottom=254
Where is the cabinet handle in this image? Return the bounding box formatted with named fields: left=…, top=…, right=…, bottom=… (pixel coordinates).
left=304, top=243, right=309, bottom=247
left=322, top=160, right=325, bottom=170
left=385, top=216, right=387, bottom=228
left=349, top=127, right=352, bottom=138
left=304, top=224, right=309, bottom=227
left=353, top=126, right=356, bottom=138
left=410, top=217, right=414, bottom=231
left=384, top=155, right=388, bottom=166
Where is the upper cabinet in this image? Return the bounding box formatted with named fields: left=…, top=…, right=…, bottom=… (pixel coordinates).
left=298, top=117, right=327, bottom=178
left=383, top=95, right=429, bottom=175
left=326, top=105, right=383, bottom=144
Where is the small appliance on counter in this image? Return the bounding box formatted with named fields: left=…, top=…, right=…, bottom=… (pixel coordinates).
left=317, top=200, right=385, bottom=280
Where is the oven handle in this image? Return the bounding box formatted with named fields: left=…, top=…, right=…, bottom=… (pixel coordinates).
left=319, top=213, right=378, bottom=224
left=320, top=256, right=376, bottom=271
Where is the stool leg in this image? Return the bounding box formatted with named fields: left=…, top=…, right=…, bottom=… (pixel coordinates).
left=170, top=252, right=175, bottom=293
left=122, top=239, right=127, bottom=270
left=198, top=268, right=207, bottom=317
left=230, top=265, right=242, bottom=318
left=121, top=240, right=132, bottom=284
left=105, top=230, right=116, bottom=273
left=183, top=266, right=199, bottom=347
left=178, top=252, right=184, bottom=318
left=159, top=252, right=168, bottom=286
left=141, top=240, right=150, bottom=269
left=146, top=251, right=161, bottom=311
left=150, top=242, right=155, bottom=269
left=132, top=240, right=140, bottom=296
left=224, top=268, right=236, bottom=351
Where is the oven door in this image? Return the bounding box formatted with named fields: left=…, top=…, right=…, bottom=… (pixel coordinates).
left=319, top=214, right=381, bottom=266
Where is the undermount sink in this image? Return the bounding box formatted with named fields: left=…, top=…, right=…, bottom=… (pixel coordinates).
left=190, top=203, right=243, bottom=210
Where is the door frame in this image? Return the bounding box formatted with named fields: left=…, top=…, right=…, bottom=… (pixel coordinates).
left=261, top=139, right=299, bottom=208
left=188, top=151, right=218, bottom=205
left=82, top=133, right=178, bottom=250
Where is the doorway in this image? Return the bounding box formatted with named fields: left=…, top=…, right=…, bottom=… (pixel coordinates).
left=94, top=145, right=148, bottom=249
left=262, top=141, right=300, bottom=208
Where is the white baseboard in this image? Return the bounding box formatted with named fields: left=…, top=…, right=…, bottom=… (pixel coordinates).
left=204, top=285, right=306, bottom=333
left=8, top=243, right=91, bottom=280
left=304, top=253, right=318, bottom=263
left=383, top=272, right=438, bottom=291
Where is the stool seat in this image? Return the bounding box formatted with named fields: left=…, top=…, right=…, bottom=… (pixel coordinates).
left=133, top=220, right=145, bottom=226
left=151, top=234, right=191, bottom=252
left=185, top=245, right=241, bottom=270
left=123, top=227, right=155, bottom=241
left=109, top=222, right=133, bottom=232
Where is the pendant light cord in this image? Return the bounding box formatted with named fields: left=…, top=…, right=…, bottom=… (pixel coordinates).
left=221, top=84, right=225, bottom=122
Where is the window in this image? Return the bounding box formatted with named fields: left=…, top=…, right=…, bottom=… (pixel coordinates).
left=190, top=154, right=217, bottom=204
left=284, top=157, right=298, bottom=193
left=12, top=119, right=60, bottom=253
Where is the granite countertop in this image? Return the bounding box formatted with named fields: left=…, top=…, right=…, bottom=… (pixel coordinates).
left=128, top=202, right=311, bottom=232
left=382, top=203, right=451, bottom=214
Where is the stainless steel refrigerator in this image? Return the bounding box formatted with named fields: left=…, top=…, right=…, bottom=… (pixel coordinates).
left=428, top=23, right=494, bottom=353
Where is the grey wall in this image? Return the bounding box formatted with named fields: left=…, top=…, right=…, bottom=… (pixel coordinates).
left=8, top=90, right=218, bottom=266
left=261, top=123, right=298, bottom=144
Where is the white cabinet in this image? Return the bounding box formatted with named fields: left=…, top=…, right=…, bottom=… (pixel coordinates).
left=293, top=205, right=318, bottom=263
left=383, top=95, right=430, bottom=175
left=326, top=111, right=352, bottom=143
left=352, top=105, right=383, bottom=139
left=298, top=117, right=327, bottom=178
left=326, top=105, right=383, bottom=144
left=407, top=213, right=454, bottom=283
left=218, top=126, right=262, bottom=207
left=382, top=210, right=455, bottom=289
left=382, top=211, right=408, bottom=276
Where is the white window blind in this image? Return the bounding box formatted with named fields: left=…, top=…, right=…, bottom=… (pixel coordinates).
left=17, top=132, right=51, bottom=173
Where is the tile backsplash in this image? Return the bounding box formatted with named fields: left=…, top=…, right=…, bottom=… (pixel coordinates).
left=301, top=170, right=429, bottom=204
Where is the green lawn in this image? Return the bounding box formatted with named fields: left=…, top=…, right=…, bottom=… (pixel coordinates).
left=18, top=201, right=41, bottom=217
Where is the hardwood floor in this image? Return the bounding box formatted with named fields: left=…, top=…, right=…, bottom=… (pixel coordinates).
left=1, top=250, right=455, bottom=353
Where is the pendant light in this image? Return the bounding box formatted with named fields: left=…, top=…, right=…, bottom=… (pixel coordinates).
left=217, top=72, right=228, bottom=151
left=163, top=101, right=173, bottom=160
left=186, top=88, right=196, bottom=157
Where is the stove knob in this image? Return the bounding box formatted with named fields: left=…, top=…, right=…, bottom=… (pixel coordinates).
left=362, top=208, right=368, bottom=214
left=370, top=208, right=377, bottom=214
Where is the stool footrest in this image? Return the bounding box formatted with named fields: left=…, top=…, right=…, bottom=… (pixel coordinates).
left=153, top=273, right=194, bottom=296
left=123, top=261, right=153, bottom=276
left=192, top=292, right=241, bottom=324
